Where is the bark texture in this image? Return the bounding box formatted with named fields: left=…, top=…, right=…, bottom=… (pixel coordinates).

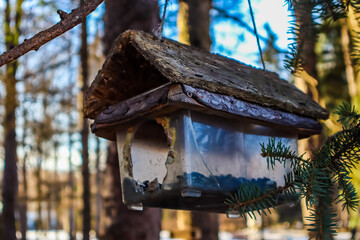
left=102, top=0, right=162, bottom=239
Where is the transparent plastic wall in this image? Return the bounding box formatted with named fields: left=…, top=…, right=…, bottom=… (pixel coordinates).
left=116, top=110, right=298, bottom=212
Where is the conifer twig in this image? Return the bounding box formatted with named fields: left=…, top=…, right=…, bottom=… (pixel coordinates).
left=228, top=183, right=294, bottom=210
left=0, top=0, right=104, bottom=67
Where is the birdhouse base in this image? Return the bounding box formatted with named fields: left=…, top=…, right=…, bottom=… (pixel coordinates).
left=122, top=173, right=288, bottom=215
left=116, top=110, right=297, bottom=215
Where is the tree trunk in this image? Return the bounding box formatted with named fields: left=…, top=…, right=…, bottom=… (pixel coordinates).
left=188, top=0, right=211, bottom=50
left=68, top=129, right=75, bottom=240
left=20, top=107, right=28, bottom=240
left=191, top=212, right=219, bottom=240
left=53, top=140, right=60, bottom=236
left=293, top=0, right=321, bottom=234
left=80, top=0, right=91, bottom=239
left=178, top=0, right=212, bottom=51
left=344, top=5, right=360, bottom=106
left=293, top=0, right=320, bottom=159
left=103, top=0, right=159, bottom=53
left=36, top=161, right=43, bottom=233
left=47, top=182, right=51, bottom=230
left=2, top=0, right=23, bottom=238
left=2, top=77, right=18, bottom=239
left=340, top=21, right=357, bottom=102
left=103, top=0, right=162, bottom=239
left=178, top=1, right=189, bottom=45
left=95, top=137, right=102, bottom=238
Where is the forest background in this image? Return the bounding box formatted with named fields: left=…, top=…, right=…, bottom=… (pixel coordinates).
left=0, top=0, right=359, bottom=239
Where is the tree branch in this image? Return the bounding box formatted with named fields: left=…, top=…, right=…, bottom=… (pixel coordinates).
left=0, top=0, right=104, bottom=67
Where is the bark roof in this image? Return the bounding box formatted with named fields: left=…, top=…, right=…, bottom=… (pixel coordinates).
left=84, top=30, right=328, bottom=120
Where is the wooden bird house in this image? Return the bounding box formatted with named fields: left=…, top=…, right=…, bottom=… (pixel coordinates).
left=84, top=30, right=328, bottom=216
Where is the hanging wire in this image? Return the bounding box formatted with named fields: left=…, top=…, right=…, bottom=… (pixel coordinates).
left=247, top=0, right=266, bottom=70
left=159, top=0, right=169, bottom=38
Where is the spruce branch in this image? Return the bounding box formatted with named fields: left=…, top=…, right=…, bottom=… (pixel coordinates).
left=334, top=102, right=360, bottom=128
left=226, top=103, right=360, bottom=239
left=335, top=174, right=359, bottom=211
left=261, top=137, right=308, bottom=169
left=226, top=181, right=295, bottom=219
left=284, top=0, right=358, bottom=74
left=307, top=202, right=338, bottom=240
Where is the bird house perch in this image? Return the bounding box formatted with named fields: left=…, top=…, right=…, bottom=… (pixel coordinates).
left=84, top=30, right=328, bottom=216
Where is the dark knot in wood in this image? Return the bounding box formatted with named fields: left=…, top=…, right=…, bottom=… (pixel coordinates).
left=57, top=10, right=69, bottom=20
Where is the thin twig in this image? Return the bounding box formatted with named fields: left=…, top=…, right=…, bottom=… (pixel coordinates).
left=0, top=0, right=104, bottom=67
left=229, top=182, right=294, bottom=210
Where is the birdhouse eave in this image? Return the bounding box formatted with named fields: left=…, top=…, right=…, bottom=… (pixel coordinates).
left=91, top=83, right=322, bottom=141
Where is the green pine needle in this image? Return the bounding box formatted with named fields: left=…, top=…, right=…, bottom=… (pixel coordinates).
left=226, top=103, right=360, bottom=239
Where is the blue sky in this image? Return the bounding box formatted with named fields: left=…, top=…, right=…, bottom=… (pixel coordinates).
left=213, top=0, right=291, bottom=65
left=160, top=0, right=292, bottom=78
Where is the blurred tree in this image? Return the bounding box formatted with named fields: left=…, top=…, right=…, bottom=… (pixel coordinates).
left=31, top=89, right=56, bottom=234
left=52, top=136, right=60, bottom=235
left=88, top=28, right=105, bottom=238
left=338, top=2, right=360, bottom=236
left=178, top=0, right=189, bottom=44
left=79, top=0, right=91, bottom=239
left=102, top=0, right=162, bottom=239
left=95, top=136, right=102, bottom=238
left=19, top=102, right=28, bottom=240
left=342, top=3, right=360, bottom=107
left=2, top=0, right=24, bottom=239
left=66, top=98, right=76, bottom=240
left=68, top=131, right=76, bottom=240
left=290, top=1, right=321, bottom=233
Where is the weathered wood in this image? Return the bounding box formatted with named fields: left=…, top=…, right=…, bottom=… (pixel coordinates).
left=92, top=83, right=322, bottom=141
left=85, top=30, right=328, bottom=120
left=96, top=83, right=171, bottom=124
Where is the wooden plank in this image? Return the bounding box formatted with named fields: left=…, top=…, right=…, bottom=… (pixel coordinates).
left=92, top=83, right=322, bottom=141
left=95, top=83, right=171, bottom=124
left=181, top=85, right=322, bottom=133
